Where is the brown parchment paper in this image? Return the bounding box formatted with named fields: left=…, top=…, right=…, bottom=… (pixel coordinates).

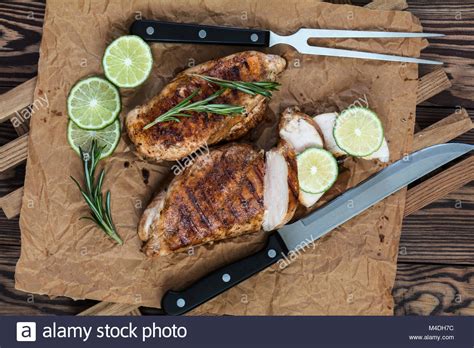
left=15, top=0, right=422, bottom=315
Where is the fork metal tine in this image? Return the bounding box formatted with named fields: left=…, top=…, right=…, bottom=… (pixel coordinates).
left=295, top=28, right=444, bottom=39
left=297, top=45, right=443, bottom=65
left=269, top=31, right=443, bottom=65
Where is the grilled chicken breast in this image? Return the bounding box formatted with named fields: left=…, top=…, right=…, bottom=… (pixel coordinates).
left=126, top=51, right=286, bottom=162
left=139, top=143, right=265, bottom=256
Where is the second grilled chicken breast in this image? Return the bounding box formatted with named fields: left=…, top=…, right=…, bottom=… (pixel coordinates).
left=139, top=143, right=265, bottom=256
left=138, top=141, right=299, bottom=256
left=126, top=51, right=286, bottom=162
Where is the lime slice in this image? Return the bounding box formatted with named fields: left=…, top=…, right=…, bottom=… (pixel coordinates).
left=67, top=119, right=121, bottom=159
left=103, top=35, right=153, bottom=88
left=297, top=147, right=338, bottom=194
left=333, top=107, right=384, bottom=157
left=67, top=76, right=121, bottom=130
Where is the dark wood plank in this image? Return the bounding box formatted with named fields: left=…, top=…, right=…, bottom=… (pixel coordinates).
left=400, top=182, right=474, bottom=265
left=0, top=1, right=110, bottom=315
left=416, top=106, right=474, bottom=144
left=394, top=263, right=474, bottom=315
left=407, top=0, right=474, bottom=109
left=0, top=1, right=45, bottom=87
left=351, top=0, right=474, bottom=109
left=0, top=209, right=97, bottom=315
left=0, top=120, right=17, bottom=145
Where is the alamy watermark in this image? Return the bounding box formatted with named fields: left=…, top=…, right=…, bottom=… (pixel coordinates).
left=11, top=94, right=49, bottom=128
left=277, top=235, right=316, bottom=269
left=171, top=142, right=210, bottom=176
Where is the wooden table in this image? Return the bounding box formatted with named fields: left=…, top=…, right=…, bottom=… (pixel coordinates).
left=0, top=0, right=472, bottom=315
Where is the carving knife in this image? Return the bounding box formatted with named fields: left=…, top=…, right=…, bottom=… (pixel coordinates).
left=161, top=143, right=473, bottom=315
left=131, top=20, right=444, bottom=65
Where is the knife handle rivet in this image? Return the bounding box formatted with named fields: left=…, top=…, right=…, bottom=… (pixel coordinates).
left=250, top=33, right=259, bottom=42
left=222, top=273, right=231, bottom=283
left=267, top=249, right=277, bottom=258
left=146, top=26, right=155, bottom=35
left=176, top=298, right=186, bottom=308
left=198, top=29, right=207, bottom=39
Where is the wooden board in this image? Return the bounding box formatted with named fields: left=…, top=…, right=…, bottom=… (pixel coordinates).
left=0, top=2, right=45, bottom=87
left=400, top=182, right=474, bottom=265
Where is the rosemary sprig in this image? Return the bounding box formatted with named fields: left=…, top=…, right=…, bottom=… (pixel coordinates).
left=71, top=140, right=122, bottom=245
left=143, top=88, right=245, bottom=130
left=192, top=74, right=280, bottom=98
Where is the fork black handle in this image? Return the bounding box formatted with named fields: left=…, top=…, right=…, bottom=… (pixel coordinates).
left=130, top=20, right=270, bottom=47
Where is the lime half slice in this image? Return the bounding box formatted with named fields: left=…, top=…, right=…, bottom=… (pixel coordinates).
left=67, top=119, right=121, bottom=159
left=67, top=76, right=121, bottom=130
left=333, top=107, right=384, bottom=157
left=103, top=35, right=153, bottom=88
left=297, top=147, right=338, bottom=194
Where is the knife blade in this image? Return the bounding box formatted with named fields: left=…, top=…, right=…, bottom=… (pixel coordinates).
left=161, top=143, right=473, bottom=315
left=130, top=20, right=444, bottom=65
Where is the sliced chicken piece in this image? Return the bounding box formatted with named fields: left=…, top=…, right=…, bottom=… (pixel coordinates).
left=279, top=106, right=324, bottom=152
left=299, top=191, right=324, bottom=208
left=279, top=142, right=299, bottom=225
left=126, top=51, right=286, bottom=162
left=313, top=112, right=390, bottom=162
left=262, top=142, right=298, bottom=231
left=362, top=138, right=390, bottom=162
left=278, top=107, right=326, bottom=208
left=313, top=112, right=346, bottom=157
left=138, top=144, right=265, bottom=256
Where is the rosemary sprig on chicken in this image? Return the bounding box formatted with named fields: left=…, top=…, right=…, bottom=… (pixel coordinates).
left=143, top=88, right=244, bottom=130
left=143, top=71, right=282, bottom=129
left=71, top=140, right=122, bottom=245
left=192, top=74, right=280, bottom=98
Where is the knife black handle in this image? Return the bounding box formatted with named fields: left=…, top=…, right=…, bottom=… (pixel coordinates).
left=161, top=232, right=288, bottom=315
left=130, top=20, right=270, bottom=47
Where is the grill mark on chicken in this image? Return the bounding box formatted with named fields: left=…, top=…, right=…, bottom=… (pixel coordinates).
left=242, top=159, right=264, bottom=207
left=185, top=187, right=212, bottom=229
left=244, top=177, right=258, bottom=199
left=276, top=142, right=299, bottom=199
left=252, top=166, right=264, bottom=208
left=214, top=155, right=240, bottom=225
left=232, top=151, right=257, bottom=218
left=176, top=204, right=198, bottom=238
left=252, top=162, right=265, bottom=185
left=286, top=154, right=299, bottom=201
left=200, top=184, right=225, bottom=226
